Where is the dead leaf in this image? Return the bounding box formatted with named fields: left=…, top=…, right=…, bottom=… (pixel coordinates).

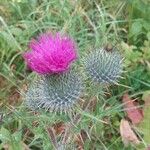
left=147, top=146, right=150, bottom=150
left=0, top=75, right=7, bottom=89
left=75, top=130, right=87, bottom=150
left=120, top=119, right=140, bottom=146
left=88, top=97, right=97, bottom=111
left=3, top=144, right=9, bottom=150
left=122, top=93, right=143, bottom=125
left=8, top=88, right=20, bottom=105
left=53, top=122, right=66, bottom=135
left=75, top=133, right=84, bottom=150
left=22, top=83, right=28, bottom=92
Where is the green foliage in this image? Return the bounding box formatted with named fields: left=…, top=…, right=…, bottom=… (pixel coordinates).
left=140, top=92, right=150, bottom=147
left=0, top=127, right=22, bottom=150
left=127, top=0, right=150, bottom=45
left=135, top=91, right=150, bottom=150
left=121, top=40, right=150, bottom=92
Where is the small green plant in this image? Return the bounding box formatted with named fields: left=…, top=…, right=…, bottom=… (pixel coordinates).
left=127, top=0, right=150, bottom=46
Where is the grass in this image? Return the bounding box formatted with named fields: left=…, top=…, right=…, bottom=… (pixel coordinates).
left=0, top=0, right=150, bottom=149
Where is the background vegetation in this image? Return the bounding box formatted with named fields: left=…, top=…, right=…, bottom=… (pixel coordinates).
left=0, top=0, right=150, bottom=149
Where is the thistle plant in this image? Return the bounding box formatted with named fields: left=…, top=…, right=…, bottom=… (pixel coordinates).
left=23, top=32, right=123, bottom=113
left=23, top=32, right=83, bottom=113
left=25, top=70, right=83, bottom=112
left=84, top=48, right=123, bottom=84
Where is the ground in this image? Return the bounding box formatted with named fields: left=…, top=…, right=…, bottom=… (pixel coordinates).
left=0, top=0, right=150, bottom=150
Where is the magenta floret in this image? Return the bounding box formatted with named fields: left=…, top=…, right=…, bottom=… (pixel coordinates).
left=23, top=32, right=77, bottom=74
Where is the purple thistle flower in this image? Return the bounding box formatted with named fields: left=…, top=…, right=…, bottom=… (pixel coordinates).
left=23, top=32, right=77, bottom=74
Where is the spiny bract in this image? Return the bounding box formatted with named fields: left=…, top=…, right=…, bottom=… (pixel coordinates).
left=25, top=70, right=83, bottom=113
left=84, top=48, right=123, bottom=84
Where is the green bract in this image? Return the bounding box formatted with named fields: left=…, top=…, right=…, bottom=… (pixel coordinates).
left=25, top=70, right=83, bottom=113
left=84, top=48, right=123, bottom=84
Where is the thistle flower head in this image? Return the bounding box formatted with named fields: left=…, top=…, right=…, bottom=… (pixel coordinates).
left=23, top=32, right=77, bottom=74
left=25, top=70, right=83, bottom=113
left=84, top=48, right=123, bottom=84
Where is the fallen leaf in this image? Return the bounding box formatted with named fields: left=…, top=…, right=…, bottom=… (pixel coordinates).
left=120, top=119, right=140, bottom=146
left=74, top=130, right=87, bottom=150
left=22, top=83, right=28, bottom=92
left=8, top=88, right=21, bottom=105
left=0, top=75, right=7, bottom=89
left=53, top=122, right=66, bottom=135
left=88, top=97, right=97, bottom=111
left=147, top=146, right=150, bottom=150
left=75, top=133, right=84, bottom=150
left=122, top=93, right=143, bottom=125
